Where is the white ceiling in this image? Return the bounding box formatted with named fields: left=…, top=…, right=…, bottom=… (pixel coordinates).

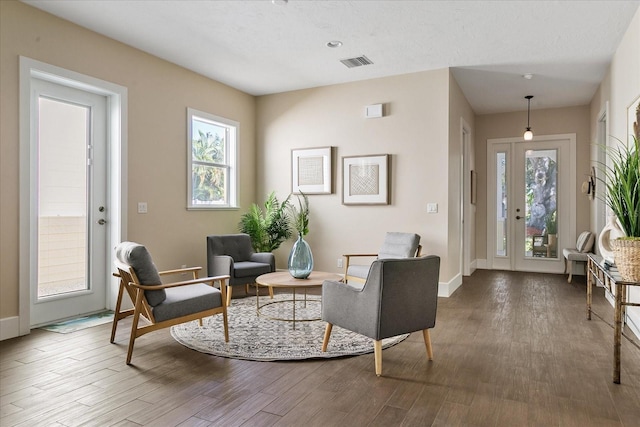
left=23, top=0, right=640, bottom=114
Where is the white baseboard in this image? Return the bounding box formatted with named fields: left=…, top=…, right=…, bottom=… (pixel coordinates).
left=438, top=273, right=463, bottom=297
left=627, top=310, right=640, bottom=340
left=0, top=316, right=21, bottom=341
left=469, top=259, right=477, bottom=274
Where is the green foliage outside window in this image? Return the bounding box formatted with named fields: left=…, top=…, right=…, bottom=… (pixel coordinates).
left=192, top=129, right=226, bottom=204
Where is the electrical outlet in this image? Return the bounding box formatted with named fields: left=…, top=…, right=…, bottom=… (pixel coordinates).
left=137, top=202, right=148, bottom=214
left=337, top=258, right=343, bottom=268
left=427, top=202, right=438, bottom=213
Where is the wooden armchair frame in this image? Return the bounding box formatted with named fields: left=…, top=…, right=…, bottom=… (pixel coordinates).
left=111, top=262, right=229, bottom=364
left=343, top=244, right=422, bottom=284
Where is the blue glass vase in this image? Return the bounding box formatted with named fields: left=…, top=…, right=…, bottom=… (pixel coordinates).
left=288, top=234, right=313, bottom=279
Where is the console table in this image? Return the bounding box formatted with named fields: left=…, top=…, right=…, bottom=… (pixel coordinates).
left=586, top=253, right=640, bottom=384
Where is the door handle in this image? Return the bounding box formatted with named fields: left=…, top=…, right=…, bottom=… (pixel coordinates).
left=515, top=215, right=522, bottom=220
left=97, top=219, right=106, bottom=225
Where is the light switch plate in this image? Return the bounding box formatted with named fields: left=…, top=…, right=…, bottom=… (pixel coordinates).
left=427, top=203, right=438, bottom=213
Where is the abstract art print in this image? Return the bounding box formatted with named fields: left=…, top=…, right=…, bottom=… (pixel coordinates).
left=291, top=147, right=332, bottom=194
left=342, top=154, right=390, bottom=205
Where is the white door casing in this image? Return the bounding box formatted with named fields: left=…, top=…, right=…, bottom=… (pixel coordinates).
left=19, top=57, right=127, bottom=334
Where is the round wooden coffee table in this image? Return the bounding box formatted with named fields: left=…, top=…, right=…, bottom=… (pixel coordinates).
left=255, top=271, right=342, bottom=329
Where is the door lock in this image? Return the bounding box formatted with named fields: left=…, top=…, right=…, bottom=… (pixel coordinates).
left=97, top=219, right=106, bottom=225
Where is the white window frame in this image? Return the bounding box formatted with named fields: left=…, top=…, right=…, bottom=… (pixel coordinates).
left=187, top=108, right=238, bottom=209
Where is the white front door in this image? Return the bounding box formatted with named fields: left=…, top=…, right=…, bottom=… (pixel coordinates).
left=29, top=78, right=108, bottom=326
left=488, top=135, right=576, bottom=273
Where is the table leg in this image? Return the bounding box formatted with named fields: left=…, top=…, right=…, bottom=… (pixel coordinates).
left=256, top=283, right=260, bottom=316
left=292, top=287, right=296, bottom=330
left=587, top=258, right=593, bottom=320
left=614, top=282, right=623, bottom=384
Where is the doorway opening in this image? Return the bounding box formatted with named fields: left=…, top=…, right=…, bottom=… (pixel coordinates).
left=486, top=134, right=576, bottom=273
left=19, top=57, right=127, bottom=334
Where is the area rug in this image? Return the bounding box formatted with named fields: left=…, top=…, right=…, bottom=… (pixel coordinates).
left=170, top=294, right=408, bottom=361
left=39, top=310, right=114, bottom=334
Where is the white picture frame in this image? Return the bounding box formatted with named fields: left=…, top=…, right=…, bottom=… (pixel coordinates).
left=291, top=146, right=332, bottom=194
left=342, top=154, right=390, bottom=205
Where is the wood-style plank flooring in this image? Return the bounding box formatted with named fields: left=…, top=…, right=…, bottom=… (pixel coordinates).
left=2, top=270, right=639, bottom=426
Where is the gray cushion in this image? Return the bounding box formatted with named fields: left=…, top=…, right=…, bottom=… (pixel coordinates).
left=152, top=283, right=222, bottom=323
left=563, top=248, right=590, bottom=262
left=115, top=242, right=166, bottom=307
left=207, top=234, right=254, bottom=262
left=378, top=232, right=420, bottom=259
left=233, top=261, right=272, bottom=278
left=346, top=265, right=370, bottom=280
left=576, top=231, right=594, bottom=253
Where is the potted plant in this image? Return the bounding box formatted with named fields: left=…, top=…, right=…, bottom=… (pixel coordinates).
left=545, top=210, right=557, bottom=256
left=599, top=135, right=640, bottom=281
left=238, top=191, right=292, bottom=252
left=286, top=192, right=313, bottom=279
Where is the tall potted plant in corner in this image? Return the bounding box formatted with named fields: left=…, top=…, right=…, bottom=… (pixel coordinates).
left=599, top=135, right=640, bottom=281
left=287, top=192, right=313, bottom=279
left=238, top=191, right=292, bottom=252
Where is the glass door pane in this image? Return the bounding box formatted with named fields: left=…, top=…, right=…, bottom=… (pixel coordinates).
left=37, top=97, right=89, bottom=298
left=495, top=152, right=508, bottom=257
left=523, top=148, right=558, bottom=259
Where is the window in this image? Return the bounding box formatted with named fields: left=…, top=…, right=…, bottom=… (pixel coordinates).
left=187, top=108, right=238, bottom=209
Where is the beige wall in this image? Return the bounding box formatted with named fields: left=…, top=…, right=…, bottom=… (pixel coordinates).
left=0, top=1, right=257, bottom=320
left=590, top=8, right=640, bottom=335
left=474, top=106, right=592, bottom=261
left=256, top=69, right=468, bottom=284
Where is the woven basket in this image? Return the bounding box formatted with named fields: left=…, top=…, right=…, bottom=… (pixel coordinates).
left=613, top=239, right=640, bottom=282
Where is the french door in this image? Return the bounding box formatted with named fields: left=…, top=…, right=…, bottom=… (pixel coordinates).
left=29, top=78, right=108, bottom=326
left=488, top=135, right=575, bottom=273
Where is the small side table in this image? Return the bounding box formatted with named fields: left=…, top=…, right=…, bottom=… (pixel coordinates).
left=255, top=271, right=342, bottom=329
left=586, top=253, right=640, bottom=384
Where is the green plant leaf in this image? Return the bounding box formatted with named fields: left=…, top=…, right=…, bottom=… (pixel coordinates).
left=595, top=135, right=640, bottom=237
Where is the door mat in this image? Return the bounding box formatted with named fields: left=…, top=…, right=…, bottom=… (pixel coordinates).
left=39, top=311, right=114, bottom=334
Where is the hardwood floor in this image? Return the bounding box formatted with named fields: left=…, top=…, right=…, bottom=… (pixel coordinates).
left=2, top=270, right=639, bottom=426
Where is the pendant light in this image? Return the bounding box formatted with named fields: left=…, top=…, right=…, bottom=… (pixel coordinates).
left=523, top=95, right=534, bottom=140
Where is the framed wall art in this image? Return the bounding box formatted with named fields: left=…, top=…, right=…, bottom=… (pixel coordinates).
left=291, top=146, right=332, bottom=194
left=342, top=154, right=390, bottom=205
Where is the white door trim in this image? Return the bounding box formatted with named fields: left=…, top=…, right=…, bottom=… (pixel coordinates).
left=461, top=118, right=474, bottom=276
left=19, top=57, right=128, bottom=336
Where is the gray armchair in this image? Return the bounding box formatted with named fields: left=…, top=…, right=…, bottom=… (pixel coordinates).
left=344, top=232, right=421, bottom=283
left=112, top=241, right=229, bottom=364
left=322, top=255, right=440, bottom=376
left=207, top=234, right=275, bottom=305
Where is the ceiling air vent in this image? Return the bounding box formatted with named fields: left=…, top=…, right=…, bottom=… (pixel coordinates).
left=340, top=55, right=373, bottom=68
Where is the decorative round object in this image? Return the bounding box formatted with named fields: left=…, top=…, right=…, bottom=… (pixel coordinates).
left=288, top=234, right=313, bottom=279
left=598, top=214, right=626, bottom=263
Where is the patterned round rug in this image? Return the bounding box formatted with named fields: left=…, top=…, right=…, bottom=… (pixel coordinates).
left=170, top=293, right=408, bottom=361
